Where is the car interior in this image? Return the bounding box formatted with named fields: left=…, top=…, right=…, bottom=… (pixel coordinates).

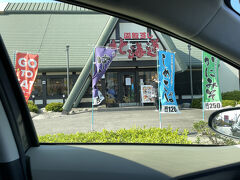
left=1, top=0, right=240, bottom=179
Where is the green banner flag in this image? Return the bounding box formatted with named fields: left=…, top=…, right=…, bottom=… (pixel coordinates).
left=202, top=52, right=222, bottom=110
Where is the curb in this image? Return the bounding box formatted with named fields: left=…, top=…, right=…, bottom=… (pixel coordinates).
left=97, top=106, right=155, bottom=112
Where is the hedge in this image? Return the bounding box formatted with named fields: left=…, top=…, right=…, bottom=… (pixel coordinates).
left=27, top=101, right=38, bottom=113
left=39, top=127, right=192, bottom=144
left=191, top=99, right=237, bottom=109
left=222, top=91, right=240, bottom=101
left=191, top=98, right=202, bottom=108
left=222, top=100, right=236, bottom=107
left=45, top=102, right=63, bottom=112
left=191, top=91, right=240, bottom=109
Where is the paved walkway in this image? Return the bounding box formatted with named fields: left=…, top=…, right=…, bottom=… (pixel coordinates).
left=32, top=107, right=214, bottom=136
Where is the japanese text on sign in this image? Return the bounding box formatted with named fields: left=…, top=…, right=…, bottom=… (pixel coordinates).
left=158, top=51, right=179, bottom=113
left=109, top=31, right=159, bottom=59
left=123, top=32, right=153, bottom=39
left=202, top=52, right=222, bottom=110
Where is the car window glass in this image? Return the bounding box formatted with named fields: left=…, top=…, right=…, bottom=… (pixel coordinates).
left=230, top=0, right=240, bottom=14
left=1, top=1, right=239, bottom=146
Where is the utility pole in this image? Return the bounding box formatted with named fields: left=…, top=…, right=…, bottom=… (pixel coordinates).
left=188, top=44, right=193, bottom=103
left=66, top=45, right=70, bottom=97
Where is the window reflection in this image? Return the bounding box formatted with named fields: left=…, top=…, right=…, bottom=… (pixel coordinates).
left=32, top=78, right=42, bottom=97
left=47, top=77, right=73, bottom=97
left=106, top=72, right=118, bottom=107
left=138, top=71, right=157, bottom=86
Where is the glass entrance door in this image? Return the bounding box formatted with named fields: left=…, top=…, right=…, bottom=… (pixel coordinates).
left=120, top=72, right=136, bottom=105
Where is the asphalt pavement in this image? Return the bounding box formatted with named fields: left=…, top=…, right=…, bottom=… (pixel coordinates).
left=32, top=107, right=214, bottom=136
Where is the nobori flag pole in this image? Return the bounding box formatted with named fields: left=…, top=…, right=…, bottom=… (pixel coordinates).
left=202, top=51, right=205, bottom=121
left=157, top=50, right=162, bottom=129
left=91, top=47, right=95, bottom=131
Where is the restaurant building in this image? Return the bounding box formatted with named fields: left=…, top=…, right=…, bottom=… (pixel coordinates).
left=0, top=2, right=239, bottom=108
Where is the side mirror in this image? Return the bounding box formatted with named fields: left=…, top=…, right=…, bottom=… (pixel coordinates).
left=209, top=107, right=240, bottom=139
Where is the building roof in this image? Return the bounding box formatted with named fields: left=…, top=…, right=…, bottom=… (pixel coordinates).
left=0, top=2, right=203, bottom=72
left=4, top=2, right=97, bottom=14
left=0, top=3, right=111, bottom=72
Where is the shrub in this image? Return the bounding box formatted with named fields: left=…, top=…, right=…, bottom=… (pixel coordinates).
left=45, top=102, right=63, bottom=112
left=191, top=98, right=202, bottom=109
left=27, top=101, right=38, bottom=113
left=222, top=100, right=236, bottom=107
left=193, top=120, right=237, bottom=145
left=38, top=127, right=192, bottom=144
left=190, top=91, right=240, bottom=108
left=222, top=91, right=240, bottom=101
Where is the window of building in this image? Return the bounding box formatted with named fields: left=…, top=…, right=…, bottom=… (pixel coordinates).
left=47, top=76, right=73, bottom=97
left=106, top=72, right=118, bottom=107
left=138, top=71, right=157, bottom=86
left=31, top=77, right=42, bottom=97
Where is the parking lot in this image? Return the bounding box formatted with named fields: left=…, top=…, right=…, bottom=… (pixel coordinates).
left=32, top=107, right=214, bottom=136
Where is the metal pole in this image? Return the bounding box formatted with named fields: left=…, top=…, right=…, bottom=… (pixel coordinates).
left=66, top=45, right=70, bottom=97
left=188, top=44, right=193, bottom=103
left=91, top=48, right=94, bottom=131
left=157, top=51, right=162, bottom=128
left=202, top=51, right=205, bottom=121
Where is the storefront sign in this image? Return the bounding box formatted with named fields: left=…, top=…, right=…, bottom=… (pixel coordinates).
left=123, top=32, right=153, bottom=39
left=92, top=47, right=116, bottom=105
left=109, top=36, right=159, bottom=59
left=15, top=52, right=39, bottom=102
left=140, top=85, right=154, bottom=103
left=202, top=52, right=222, bottom=110
left=158, top=51, right=179, bottom=113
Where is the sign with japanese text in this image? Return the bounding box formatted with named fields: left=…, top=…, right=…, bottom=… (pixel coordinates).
left=140, top=85, right=154, bottom=103
left=109, top=31, right=159, bottom=59
left=92, top=47, right=116, bottom=105
left=123, top=32, right=153, bottom=39
left=15, top=52, right=39, bottom=102
left=202, top=52, right=222, bottom=110
left=158, top=51, right=179, bottom=113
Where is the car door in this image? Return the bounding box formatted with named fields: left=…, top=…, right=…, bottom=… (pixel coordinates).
left=0, top=35, right=39, bottom=180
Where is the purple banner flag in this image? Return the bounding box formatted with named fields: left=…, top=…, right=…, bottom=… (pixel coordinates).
left=92, top=47, right=116, bottom=105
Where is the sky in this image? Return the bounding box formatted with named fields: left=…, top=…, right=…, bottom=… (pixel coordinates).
left=231, top=0, right=240, bottom=13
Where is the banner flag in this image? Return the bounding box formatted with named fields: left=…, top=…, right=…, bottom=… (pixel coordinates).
left=15, top=52, right=39, bottom=102
left=158, top=51, right=179, bottom=113
left=92, top=47, right=116, bottom=105
left=202, top=51, right=222, bottom=110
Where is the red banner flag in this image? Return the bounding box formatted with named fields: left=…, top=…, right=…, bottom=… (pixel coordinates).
left=15, top=52, right=39, bottom=102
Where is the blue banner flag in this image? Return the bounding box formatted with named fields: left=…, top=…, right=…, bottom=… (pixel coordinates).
left=158, top=51, right=179, bottom=113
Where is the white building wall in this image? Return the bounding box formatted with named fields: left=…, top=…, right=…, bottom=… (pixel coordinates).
left=219, top=61, right=239, bottom=93
left=119, top=23, right=147, bottom=37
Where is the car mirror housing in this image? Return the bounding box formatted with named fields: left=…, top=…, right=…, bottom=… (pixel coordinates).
left=209, top=107, right=240, bottom=139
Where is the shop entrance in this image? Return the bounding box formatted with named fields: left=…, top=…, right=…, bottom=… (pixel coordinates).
left=105, top=71, right=139, bottom=107
left=105, top=70, right=158, bottom=107
left=119, top=72, right=137, bottom=106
